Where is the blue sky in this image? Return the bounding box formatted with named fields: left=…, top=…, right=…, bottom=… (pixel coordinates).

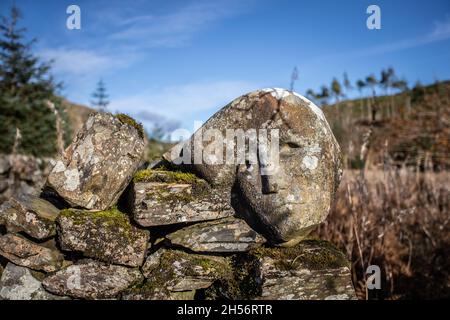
left=1, top=0, right=450, bottom=134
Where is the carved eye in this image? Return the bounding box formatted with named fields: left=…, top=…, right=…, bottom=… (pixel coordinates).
left=286, top=142, right=301, bottom=148
left=280, top=142, right=301, bottom=156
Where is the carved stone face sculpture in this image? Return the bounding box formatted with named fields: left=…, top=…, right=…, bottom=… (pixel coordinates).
left=165, top=88, right=342, bottom=246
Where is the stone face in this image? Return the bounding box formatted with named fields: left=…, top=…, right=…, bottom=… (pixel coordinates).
left=166, top=217, right=265, bottom=252
left=164, top=88, right=342, bottom=246
left=142, top=249, right=232, bottom=291
left=0, top=195, right=59, bottom=240
left=131, top=170, right=234, bottom=226
left=46, top=112, right=145, bottom=211
left=0, top=263, right=67, bottom=300
left=252, top=240, right=356, bottom=300
left=42, top=260, right=144, bottom=299
left=0, top=234, right=64, bottom=273
left=57, top=208, right=149, bottom=267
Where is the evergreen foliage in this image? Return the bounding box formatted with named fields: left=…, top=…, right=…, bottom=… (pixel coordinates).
left=0, top=6, right=71, bottom=156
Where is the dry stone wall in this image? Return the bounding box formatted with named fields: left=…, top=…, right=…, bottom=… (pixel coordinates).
left=0, top=91, right=356, bottom=300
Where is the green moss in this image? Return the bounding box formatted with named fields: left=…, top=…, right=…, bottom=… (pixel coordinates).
left=128, top=250, right=225, bottom=299
left=161, top=250, right=231, bottom=278
left=58, top=207, right=142, bottom=244
left=60, top=207, right=129, bottom=226
left=116, top=113, right=144, bottom=138
left=206, top=239, right=349, bottom=300
left=123, top=279, right=161, bottom=296
left=250, top=239, right=349, bottom=271
left=146, top=185, right=194, bottom=203
left=133, top=169, right=200, bottom=184
left=196, top=258, right=215, bottom=271
left=205, top=253, right=261, bottom=300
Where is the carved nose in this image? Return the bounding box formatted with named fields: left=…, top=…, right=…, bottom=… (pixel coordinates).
left=262, top=175, right=279, bottom=194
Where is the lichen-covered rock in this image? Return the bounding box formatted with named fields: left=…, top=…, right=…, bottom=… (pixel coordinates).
left=204, top=239, right=356, bottom=300
left=0, top=195, right=59, bottom=240
left=252, top=240, right=356, bottom=300
left=123, top=249, right=231, bottom=300
left=57, top=208, right=149, bottom=267
left=131, top=169, right=234, bottom=226
left=166, top=217, right=265, bottom=252
left=0, top=234, right=64, bottom=273
left=42, top=260, right=144, bottom=299
left=46, top=112, right=145, bottom=211
left=142, top=249, right=232, bottom=291
left=0, top=263, right=68, bottom=300
left=164, top=88, right=342, bottom=246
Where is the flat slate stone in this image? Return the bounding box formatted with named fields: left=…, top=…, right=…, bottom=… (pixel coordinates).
left=121, top=286, right=196, bottom=300
left=0, top=195, right=59, bottom=240
left=166, top=217, right=265, bottom=252
left=0, top=234, right=64, bottom=273
left=57, top=208, right=149, bottom=267
left=142, top=249, right=232, bottom=292
left=42, top=260, right=144, bottom=299
left=46, top=113, right=145, bottom=210
left=252, top=240, right=357, bottom=300
left=132, top=173, right=234, bottom=226
left=0, top=263, right=68, bottom=300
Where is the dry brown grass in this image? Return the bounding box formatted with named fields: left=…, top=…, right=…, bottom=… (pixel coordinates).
left=315, top=168, right=450, bottom=299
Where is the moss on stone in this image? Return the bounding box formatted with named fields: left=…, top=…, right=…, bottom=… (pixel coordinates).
left=142, top=249, right=234, bottom=298
left=205, top=239, right=349, bottom=300
left=160, top=250, right=231, bottom=278
left=116, top=113, right=144, bottom=138
left=122, top=279, right=195, bottom=300
left=60, top=207, right=129, bottom=226
left=58, top=207, right=143, bottom=244
left=205, top=253, right=261, bottom=300
left=133, top=169, right=200, bottom=184
left=250, top=239, right=349, bottom=271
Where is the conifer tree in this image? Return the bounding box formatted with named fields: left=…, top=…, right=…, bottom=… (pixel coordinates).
left=0, top=6, right=67, bottom=156
left=91, top=79, right=109, bottom=112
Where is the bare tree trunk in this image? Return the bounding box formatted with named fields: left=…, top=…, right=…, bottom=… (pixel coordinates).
left=46, top=100, right=65, bottom=156
left=11, top=127, right=22, bottom=155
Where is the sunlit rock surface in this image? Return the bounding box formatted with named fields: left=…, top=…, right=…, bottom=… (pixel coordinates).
left=46, top=113, right=145, bottom=211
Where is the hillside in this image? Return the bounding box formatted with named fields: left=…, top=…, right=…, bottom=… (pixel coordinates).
left=61, top=100, right=94, bottom=139
left=322, top=81, right=450, bottom=170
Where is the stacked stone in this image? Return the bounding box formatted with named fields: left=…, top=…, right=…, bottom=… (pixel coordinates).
left=0, top=154, right=54, bottom=204
left=0, top=90, right=356, bottom=300
left=0, top=112, right=147, bottom=300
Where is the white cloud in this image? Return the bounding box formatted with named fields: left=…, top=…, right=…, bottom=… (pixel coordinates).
left=110, top=80, right=260, bottom=128
left=109, top=1, right=249, bottom=47
left=432, top=15, right=450, bottom=38
left=38, top=48, right=133, bottom=75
